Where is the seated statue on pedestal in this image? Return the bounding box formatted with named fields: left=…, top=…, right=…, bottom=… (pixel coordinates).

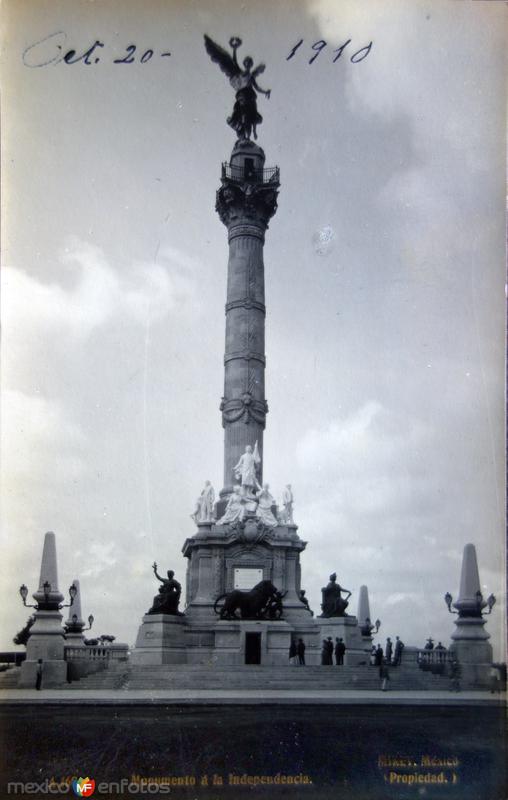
left=218, top=485, right=246, bottom=524
left=319, top=573, right=351, bottom=618
left=147, top=562, right=183, bottom=615
left=255, top=482, right=278, bottom=527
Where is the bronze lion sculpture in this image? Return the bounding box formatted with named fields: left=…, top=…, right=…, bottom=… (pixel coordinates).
left=213, top=579, right=285, bottom=620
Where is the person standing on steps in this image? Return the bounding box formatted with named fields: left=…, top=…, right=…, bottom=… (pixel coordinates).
left=385, top=637, right=393, bottom=665
left=297, top=638, right=306, bottom=666
left=449, top=658, right=461, bottom=692
left=379, top=659, right=390, bottom=692
left=393, top=636, right=404, bottom=666
left=334, top=637, right=346, bottom=665
left=35, top=659, right=43, bottom=690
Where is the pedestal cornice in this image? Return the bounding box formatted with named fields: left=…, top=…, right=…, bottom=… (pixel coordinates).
left=182, top=523, right=305, bottom=558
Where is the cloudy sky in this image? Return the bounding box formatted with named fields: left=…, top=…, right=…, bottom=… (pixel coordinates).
left=1, top=0, right=505, bottom=657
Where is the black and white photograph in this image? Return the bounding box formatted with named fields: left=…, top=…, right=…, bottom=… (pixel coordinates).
left=0, top=1, right=506, bottom=798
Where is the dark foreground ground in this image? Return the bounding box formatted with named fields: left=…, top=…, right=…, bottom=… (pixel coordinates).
left=0, top=704, right=506, bottom=800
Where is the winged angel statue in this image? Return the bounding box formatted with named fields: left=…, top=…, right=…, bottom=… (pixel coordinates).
left=204, top=35, right=271, bottom=141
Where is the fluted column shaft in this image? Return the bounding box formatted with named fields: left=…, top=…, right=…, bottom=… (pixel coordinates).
left=215, top=143, right=279, bottom=501
left=222, top=223, right=267, bottom=494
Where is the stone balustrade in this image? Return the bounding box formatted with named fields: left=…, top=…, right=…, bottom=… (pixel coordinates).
left=64, top=644, right=129, bottom=662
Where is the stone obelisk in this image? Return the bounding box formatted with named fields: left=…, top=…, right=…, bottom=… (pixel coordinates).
left=19, top=532, right=67, bottom=688
left=216, top=140, right=279, bottom=507
left=357, top=585, right=371, bottom=627
left=450, top=543, right=493, bottom=684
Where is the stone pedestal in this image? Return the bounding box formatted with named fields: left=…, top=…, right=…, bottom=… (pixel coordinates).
left=132, top=615, right=187, bottom=665
left=19, top=659, right=67, bottom=688
left=318, top=616, right=370, bottom=666
left=182, top=523, right=312, bottom=623
left=210, top=620, right=293, bottom=666
left=450, top=619, right=493, bottom=687
left=19, top=609, right=67, bottom=688
left=448, top=544, right=495, bottom=687
left=19, top=532, right=68, bottom=688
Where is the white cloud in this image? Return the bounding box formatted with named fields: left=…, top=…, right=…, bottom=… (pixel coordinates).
left=1, top=389, right=86, bottom=485
left=1, top=239, right=199, bottom=351
left=79, top=542, right=117, bottom=578
left=296, top=401, right=433, bottom=518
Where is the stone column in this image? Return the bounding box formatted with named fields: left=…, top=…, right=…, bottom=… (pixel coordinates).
left=216, top=140, right=279, bottom=504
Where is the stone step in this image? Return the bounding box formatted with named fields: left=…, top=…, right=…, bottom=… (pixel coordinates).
left=127, top=666, right=381, bottom=673
left=64, top=662, right=451, bottom=691
left=0, top=668, right=21, bottom=689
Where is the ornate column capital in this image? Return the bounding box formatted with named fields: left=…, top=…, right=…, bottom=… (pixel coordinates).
left=216, top=180, right=279, bottom=229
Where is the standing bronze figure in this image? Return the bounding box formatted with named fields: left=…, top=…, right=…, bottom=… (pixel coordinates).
left=204, top=35, right=271, bottom=141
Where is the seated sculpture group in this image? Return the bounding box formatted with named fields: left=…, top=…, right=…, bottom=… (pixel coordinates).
left=191, top=445, right=295, bottom=529
left=218, top=482, right=278, bottom=527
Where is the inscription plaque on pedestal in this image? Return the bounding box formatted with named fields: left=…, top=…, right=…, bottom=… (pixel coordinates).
left=234, top=568, right=263, bottom=590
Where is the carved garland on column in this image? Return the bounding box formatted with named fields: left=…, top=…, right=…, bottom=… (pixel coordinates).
left=220, top=392, right=268, bottom=427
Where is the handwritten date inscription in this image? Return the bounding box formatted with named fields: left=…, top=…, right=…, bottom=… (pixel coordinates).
left=22, top=32, right=171, bottom=68
left=23, top=32, right=372, bottom=70
left=287, top=38, right=372, bottom=64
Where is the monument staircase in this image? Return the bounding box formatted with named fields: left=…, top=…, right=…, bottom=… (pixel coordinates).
left=62, top=661, right=452, bottom=692
left=0, top=667, right=22, bottom=689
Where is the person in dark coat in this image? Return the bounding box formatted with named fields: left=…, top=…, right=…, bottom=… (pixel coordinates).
left=393, top=636, right=404, bottom=665
left=449, top=659, right=461, bottom=692
left=379, top=659, right=390, bottom=691
left=321, top=638, right=333, bottom=665
left=375, top=644, right=384, bottom=666
left=289, top=638, right=298, bottom=665
left=35, top=659, right=43, bottom=690
left=297, top=638, right=306, bottom=665
left=385, top=637, right=393, bottom=664
left=435, top=642, right=446, bottom=664
left=334, top=637, right=346, bottom=665
left=326, top=637, right=334, bottom=664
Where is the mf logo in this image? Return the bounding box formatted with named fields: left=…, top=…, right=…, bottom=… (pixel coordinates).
left=72, top=777, right=95, bottom=797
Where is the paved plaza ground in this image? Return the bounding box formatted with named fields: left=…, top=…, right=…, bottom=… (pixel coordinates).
left=0, top=696, right=506, bottom=799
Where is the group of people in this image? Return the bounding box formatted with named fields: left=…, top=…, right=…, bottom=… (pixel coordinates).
left=289, top=638, right=306, bottom=665
left=421, top=638, right=447, bottom=661
left=370, top=636, right=405, bottom=667
left=289, top=637, right=346, bottom=666
left=321, top=637, right=346, bottom=665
